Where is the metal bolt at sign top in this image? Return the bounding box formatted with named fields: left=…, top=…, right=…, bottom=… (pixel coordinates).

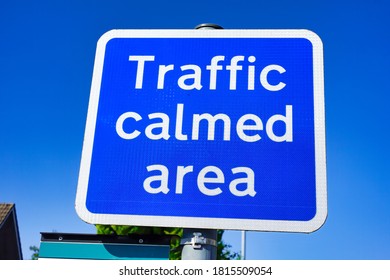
left=195, top=23, right=224, bottom=30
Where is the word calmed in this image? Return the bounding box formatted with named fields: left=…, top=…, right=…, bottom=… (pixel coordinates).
left=116, top=103, right=293, bottom=143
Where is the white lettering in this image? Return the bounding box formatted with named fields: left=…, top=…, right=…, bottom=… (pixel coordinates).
left=145, top=113, right=170, bottom=140
left=143, top=165, right=169, bottom=194
left=192, top=113, right=231, bottom=141
left=175, top=103, right=187, bottom=141
left=175, top=166, right=193, bottom=194
left=229, top=167, right=256, bottom=197
left=260, top=64, right=286, bottom=91
left=128, top=55, right=287, bottom=91
left=178, top=65, right=202, bottom=90
left=197, top=166, right=224, bottom=196
left=226, top=55, right=245, bottom=90
left=206, top=55, right=225, bottom=90
left=157, top=64, right=174, bottom=89
left=236, top=114, right=263, bottom=142
left=266, top=105, right=293, bottom=142
left=129, top=55, right=155, bottom=89
left=247, top=56, right=256, bottom=90
left=116, top=104, right=293, bottom=142
left=116, top=112, right=142, bottom=140
left=143, top=165, right=257, bottom=197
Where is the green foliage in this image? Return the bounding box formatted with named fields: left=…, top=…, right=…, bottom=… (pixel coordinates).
left=29, top=245, right=39, bottom=260
left=96, top=225, right=239, bottom=260
left=217, top=230, right=241, bottom=260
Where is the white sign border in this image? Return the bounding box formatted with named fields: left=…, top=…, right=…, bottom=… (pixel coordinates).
left=75, top=29, right=327, bottom=233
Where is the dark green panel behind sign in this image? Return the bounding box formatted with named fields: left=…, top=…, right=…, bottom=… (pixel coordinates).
left=39, top=233, right=171, bottom=260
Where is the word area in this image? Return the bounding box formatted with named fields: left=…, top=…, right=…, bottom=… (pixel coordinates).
left=143, top=165, right=256, bottom=197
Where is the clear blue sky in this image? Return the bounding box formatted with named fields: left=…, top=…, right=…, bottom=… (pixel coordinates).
left=1, top=0, right=389, bottom=260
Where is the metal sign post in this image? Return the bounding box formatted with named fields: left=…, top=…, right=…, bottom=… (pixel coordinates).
left=179, top=24, right=222, bottom=261
left=180, top=228, right=217, bottom=260
left=241, top=230, right=246, bottom=260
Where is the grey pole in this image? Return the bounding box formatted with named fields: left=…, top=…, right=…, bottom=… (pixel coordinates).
left=180, top=23, right=223, bottom=261
left=181, top=229, right=218, bottom=260
left=241, top=230, right=246, bottom=260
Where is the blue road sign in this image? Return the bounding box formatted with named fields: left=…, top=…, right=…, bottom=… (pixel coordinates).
left=76, top=29, right=327, bottom=232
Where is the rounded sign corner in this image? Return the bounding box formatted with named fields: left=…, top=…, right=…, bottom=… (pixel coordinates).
left=305, top=207, right=328, bottom=233
left=97, top=29, right=121, bottom=47
left=299, top=29, right=324, bottom=50
left=75, top=201, right=96, bottom=225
